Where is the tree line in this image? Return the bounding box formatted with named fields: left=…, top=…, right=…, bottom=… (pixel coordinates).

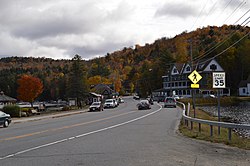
left=0, top=25, right=249, bottom=101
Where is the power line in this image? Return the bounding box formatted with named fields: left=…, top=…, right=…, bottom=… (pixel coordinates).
left=189, top=0, right=210, bottom=31
left=196, top=29, right=250, bottom=65
left=223, top=0, right=246, bottom=24
left=192, top=15, right=250, bottom=62
left=190, top=1, right=248, bottom=62
left=233, top=9, right=250, bottom=24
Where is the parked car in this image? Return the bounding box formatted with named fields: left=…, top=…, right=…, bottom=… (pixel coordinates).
left=133, top=95, right=140, bottom=100
left=104, top=99, right=116, bottom=108
left=0, top=111, right=11, bottom=127
left=147, top=98, right=154, bottom=105
left=137, top=100, right=151, bottom=110
left=164, top=97, right=177, bottom=108
left=89, top=102, right=103, bottom=112
left=118, top=98, right=124, bottom=103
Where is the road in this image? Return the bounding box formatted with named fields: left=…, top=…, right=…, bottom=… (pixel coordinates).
left=0, top=97, right=249, bottom=166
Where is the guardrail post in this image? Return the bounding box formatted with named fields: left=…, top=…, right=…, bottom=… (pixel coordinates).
left=210, top=125, right=213, bottom=137
left=191, top=121, right=193, bottom=130
left=198, top=123, right=201, bottom=132
left=228, top=128, right=232, bottom=141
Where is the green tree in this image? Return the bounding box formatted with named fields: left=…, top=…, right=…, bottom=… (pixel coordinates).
left=66, top=55, right=89, bottom=106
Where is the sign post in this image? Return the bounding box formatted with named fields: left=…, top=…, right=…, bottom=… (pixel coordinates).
left=212, top=72, right=226, bottom=135
left=188, top=70, right=202, bottom=118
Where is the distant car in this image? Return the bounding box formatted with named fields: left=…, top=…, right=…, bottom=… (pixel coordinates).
left=133, top=95, right=140, bottom=100
left=137, top=100, right=151, bottom=110
left=119, top=98, right=124, bottom=103
left=89, top=102, right=103, bottom=112
left=104, top=99, right=116, bottom=108
left=0, top=111, right=11, bottom=127
left=164, top=97, right=177, bottom=108
left=147, top=98, right=154, bottom=105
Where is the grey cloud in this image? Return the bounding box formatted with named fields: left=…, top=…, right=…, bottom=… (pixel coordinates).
left=221, top=0, right=249, bottom=9
left=155, top=2, right=198, bottom=19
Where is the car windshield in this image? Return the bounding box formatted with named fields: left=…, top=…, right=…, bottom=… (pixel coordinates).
left=0, top=111, right=5, bottom=116
left=92, top=102, right=100, bottom=106
left=165, top=98, right=175, bottom=102
left=105, top=100, right=113, bottom=103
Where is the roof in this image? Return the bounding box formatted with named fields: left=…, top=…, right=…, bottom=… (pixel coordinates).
left=0, top=91, right=17, bottom=102
left=91, top=84, right=114, bottom=94
left=89, top=92, right=102, bottom=97
left=238, top=75, right=250, bottom=88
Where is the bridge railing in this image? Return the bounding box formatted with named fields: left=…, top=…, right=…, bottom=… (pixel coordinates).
left=177, top=102, right=250, bottom=141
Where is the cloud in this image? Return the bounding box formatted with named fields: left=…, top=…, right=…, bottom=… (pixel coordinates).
left=155, top=2, right=199, bottom=19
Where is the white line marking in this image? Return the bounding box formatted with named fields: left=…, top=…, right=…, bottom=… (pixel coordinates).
left=0, top=104, right=162, bottom=160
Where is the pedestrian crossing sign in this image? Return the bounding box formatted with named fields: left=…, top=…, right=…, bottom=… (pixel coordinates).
left=188, top=70, right=202, bottom=84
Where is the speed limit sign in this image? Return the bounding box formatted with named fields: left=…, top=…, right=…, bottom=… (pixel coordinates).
left=213, top=72, right=226, bottom=88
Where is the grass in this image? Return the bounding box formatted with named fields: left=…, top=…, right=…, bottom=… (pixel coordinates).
left=179, top=107, right=250, bottom=150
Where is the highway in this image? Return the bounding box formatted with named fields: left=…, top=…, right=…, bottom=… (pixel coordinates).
left=0, top=97, right=249, bottom=166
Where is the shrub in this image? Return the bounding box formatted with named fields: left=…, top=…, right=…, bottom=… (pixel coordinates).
left=2, top=105, right=21, bottom=117
left=62, top=105, right=70, bottom=111
left=20, top=107, right=32, bottom=116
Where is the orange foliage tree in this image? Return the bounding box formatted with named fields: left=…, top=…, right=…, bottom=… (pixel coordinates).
left=17, top=75, right=43, bottom=105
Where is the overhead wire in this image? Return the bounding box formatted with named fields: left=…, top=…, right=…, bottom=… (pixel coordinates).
left=223, top=0, right=247, bottom=24
left=189, top=0, right=210, bottom=32
left=192, top=15, right=250, bottom=63
left=189, top=0, right=248, bottom=63
left=198, top=28, right=250, bottom=65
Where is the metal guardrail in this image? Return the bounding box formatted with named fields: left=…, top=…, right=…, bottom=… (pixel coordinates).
left=177, top=102, right=250, bottom=141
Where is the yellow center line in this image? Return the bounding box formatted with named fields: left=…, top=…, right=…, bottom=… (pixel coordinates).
left=1, top=111, right=136, bottom=142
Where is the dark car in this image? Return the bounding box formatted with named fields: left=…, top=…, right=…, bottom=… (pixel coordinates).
left=0, top=111, right=11, bottom=127
left=89, top=102, right=103, bottom=112
left=137, top=100, right=151, bottom=110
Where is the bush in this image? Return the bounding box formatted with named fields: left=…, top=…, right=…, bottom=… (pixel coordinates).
left=62, top=105, right=70, bottom=111
left=20, top=108, right=32, bottom=117
left=2, top=105, right=21, bottom=117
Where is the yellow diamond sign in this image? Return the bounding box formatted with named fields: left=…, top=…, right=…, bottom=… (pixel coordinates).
left=188, top=70, right=202, bottom=84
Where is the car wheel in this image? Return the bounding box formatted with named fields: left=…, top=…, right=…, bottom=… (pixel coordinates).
left=3, top=120, right=9, bottom=127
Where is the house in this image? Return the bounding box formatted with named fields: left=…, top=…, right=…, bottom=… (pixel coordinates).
left=90, top=84, right=116, bottom=99
left=238, top=75, right=250, bottom=96
left=153, top=59, right=230, bottom=99
left=86, top=92, right=103, bottom=105
left=0, top=91, right=17, bottom=109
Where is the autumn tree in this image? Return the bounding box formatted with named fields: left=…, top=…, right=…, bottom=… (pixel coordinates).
left=17, top=75, right=43, bottom=106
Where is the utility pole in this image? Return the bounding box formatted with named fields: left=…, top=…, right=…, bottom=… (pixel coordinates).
left=189, top=39, right=196, bottom=118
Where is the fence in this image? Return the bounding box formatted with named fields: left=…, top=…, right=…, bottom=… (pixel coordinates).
left=178, top=102, right=250, bottom=141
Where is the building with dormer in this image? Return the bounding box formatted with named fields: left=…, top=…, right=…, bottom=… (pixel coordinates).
left=152, top=59, right=230, bottom=100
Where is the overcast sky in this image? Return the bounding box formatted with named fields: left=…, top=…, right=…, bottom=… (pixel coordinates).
left=0, top=0, right=249, bottom=60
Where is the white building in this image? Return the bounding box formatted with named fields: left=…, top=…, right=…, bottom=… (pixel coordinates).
left=238, top=75, right=250, bottom=96
left=152, top=59, right=230, bottom=100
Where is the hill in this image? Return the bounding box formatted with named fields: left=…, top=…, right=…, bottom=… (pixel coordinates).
left=0, top=25, right=249, bottom=100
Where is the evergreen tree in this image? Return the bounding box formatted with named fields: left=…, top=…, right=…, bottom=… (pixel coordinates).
left=66, top=55, right=89, bottom=105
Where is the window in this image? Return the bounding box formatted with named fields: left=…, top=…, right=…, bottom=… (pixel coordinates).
left=243, top=88, right=246, bottom=93
left=173, top=68, right=178, bottom=73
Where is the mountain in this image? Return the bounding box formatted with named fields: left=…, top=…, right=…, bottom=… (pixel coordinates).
left=0, top=25, right=249, bottom=100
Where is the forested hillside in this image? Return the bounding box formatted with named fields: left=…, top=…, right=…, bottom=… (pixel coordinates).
left=0, top=25, right=249, bottom=100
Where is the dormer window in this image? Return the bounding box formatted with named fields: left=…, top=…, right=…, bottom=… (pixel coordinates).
left=186, top=66, right=191, bottom=72
left=173, top=68, right=177, bottom=73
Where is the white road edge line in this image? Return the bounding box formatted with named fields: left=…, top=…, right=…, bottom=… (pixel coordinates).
left=0, top=104, right=162, bottom=160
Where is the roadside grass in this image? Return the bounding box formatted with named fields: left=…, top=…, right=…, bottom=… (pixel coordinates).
left=179, top=108, right=250, bottom=150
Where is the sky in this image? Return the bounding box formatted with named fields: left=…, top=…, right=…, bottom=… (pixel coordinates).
left=0, top=0, right=249, bottom=60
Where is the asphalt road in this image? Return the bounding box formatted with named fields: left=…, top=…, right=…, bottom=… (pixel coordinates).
left=0, top=97, right=249, bottom=166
